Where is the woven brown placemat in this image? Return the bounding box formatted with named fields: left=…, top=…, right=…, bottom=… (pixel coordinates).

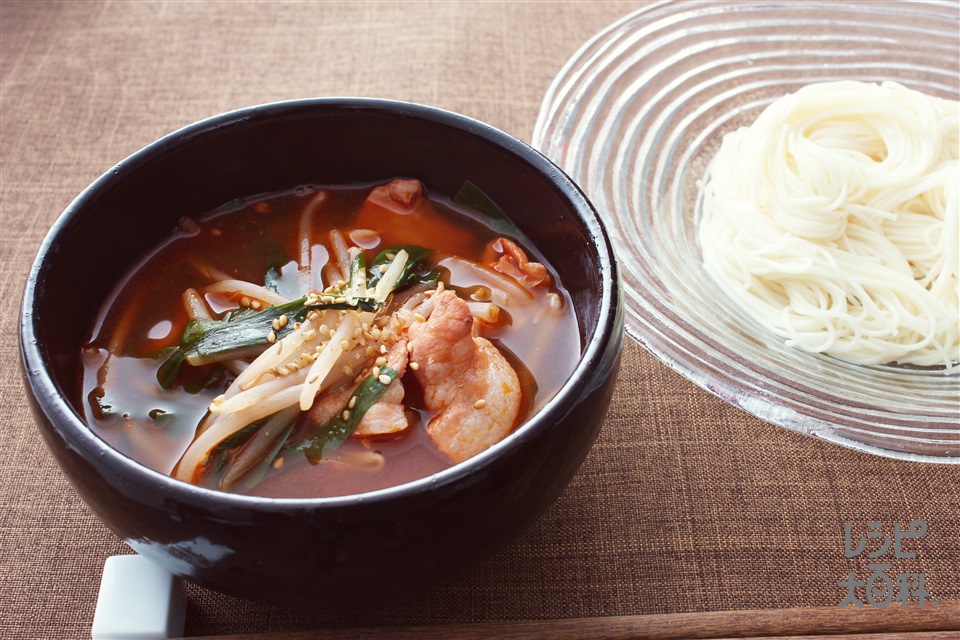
left=2, top=2, right=957, bottom=638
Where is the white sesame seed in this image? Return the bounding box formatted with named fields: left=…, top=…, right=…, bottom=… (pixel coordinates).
left=474, top=399, right=487, bottom=409
left=267, top=330, right=277, bottom=343
left=409, top=362, right=420, bottom=371
left=378, top=374, right=392, bottom=385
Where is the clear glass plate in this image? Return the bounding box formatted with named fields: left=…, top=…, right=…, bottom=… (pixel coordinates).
left=532, top=0, right=959, bottom=462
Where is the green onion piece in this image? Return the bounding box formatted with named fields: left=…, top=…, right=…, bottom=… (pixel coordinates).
left=452, top=179, right=534, bottom=247
left=296, top=365, right=400, bottom=464
left=367, top=245, right=436, bottom=291
left=350, top=251, right=366, bottom=284
left=157, top=295, right=379, bottom=389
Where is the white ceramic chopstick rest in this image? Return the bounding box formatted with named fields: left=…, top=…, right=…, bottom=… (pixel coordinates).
left=92, top=554, right=186, bottom=640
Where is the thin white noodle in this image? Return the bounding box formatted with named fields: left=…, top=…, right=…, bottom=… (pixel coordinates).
left=440, top=256, right=534, bottom=304
left=211, top=367, right=310, bottom=414
left=174, top=385, right=303, bottom=483
left=329, top=229, right=350, bottom=284
left=203, top=280, right=289, bottom=307
left=699, top=81, right=959, bottom=368
left=374, top=250, right=409, bottom=302
left=300, top=313, right=363, bottom=410
left=299, top=191, right=327, bottom=295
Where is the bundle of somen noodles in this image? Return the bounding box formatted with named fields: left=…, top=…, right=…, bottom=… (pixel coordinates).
left=699, top=81, right=958, bottom=370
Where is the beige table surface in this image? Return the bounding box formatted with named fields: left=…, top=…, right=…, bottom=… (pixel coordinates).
left=1, top=1, right=957, bottom=638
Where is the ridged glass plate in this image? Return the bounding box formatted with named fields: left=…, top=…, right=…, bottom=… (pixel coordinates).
left=532, top=0, right=959, bottom=462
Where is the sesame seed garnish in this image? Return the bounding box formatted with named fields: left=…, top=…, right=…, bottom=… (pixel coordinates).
left=267, top=330, right=277, bottom=343
left=375, top=356, right=387, bottom=366
left=303, top=329, right=317, bottom=341
left=278, top=314, right=288, bottom=328
left=213, top=394, right=226, bottom=405
left=371, top=366, right=381, bottom=379
left=407, top=342, right=415, bottom=353
left=409, top=361, right=420, bottom=371
left=272, top=457, right=284, bottom=469
left=342, top=365, right=352, bottom=376
left=340, top=340, right=350, bottom=350
left=414, top=313, right=426, bottom=323
left=272, top=319, right=281, bottom=331
left=240, top=296, right=251, bottom=307
left=250, top=300, right=262, bottom=310
left=348, top=396, right=357, bottom=409
left=474, top=399, right=487, bottom=409
left=341, top=410, right=351, bottom=421
left=308, top=373, right=320, bottom=384
left=277, top=365, right=290, bottom=376
left=378, top=374, right=392, bottom=385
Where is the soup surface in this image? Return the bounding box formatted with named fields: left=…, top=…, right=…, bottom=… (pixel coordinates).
left=81, top=179, right=579, bottom=498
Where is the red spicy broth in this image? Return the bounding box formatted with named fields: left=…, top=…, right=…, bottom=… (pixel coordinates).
left=80, top=180, right=580, bottom=498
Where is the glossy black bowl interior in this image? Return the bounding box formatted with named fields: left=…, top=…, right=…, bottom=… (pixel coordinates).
left=20, top=98, right=623, bottom=602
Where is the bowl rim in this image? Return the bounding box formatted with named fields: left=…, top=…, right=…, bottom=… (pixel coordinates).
left=19, top=97, right=622, bottom=511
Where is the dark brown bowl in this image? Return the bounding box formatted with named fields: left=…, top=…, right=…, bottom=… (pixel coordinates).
left=19, top=98, right=623, bottom=602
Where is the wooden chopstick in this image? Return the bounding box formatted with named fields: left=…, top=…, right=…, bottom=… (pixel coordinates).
left=179, top=600, right=958, bottom=640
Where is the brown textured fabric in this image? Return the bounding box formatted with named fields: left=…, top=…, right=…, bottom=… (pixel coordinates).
left=1, top=1, right=957, bottom=638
